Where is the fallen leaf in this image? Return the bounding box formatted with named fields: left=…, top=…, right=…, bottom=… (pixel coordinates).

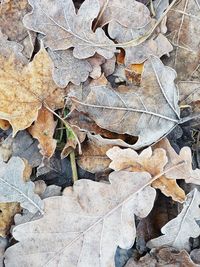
left=153, top=0, right=169, bottom=19
left=23, top=0, right=115, bottom=59
left=147, top=189, right=200, bottom=251
left=154, top=138, right=200, bottom=185
left=48, top=49, right=92, bottom=87
left=87, top=54, right=105, bottom=79
left=190, top=248, right=200, bottom=265
left=94, top=0, right=150, bottom=28
left=69, top=56, right=180, bottom=149
left=125, top=246, right=196, bottom=267
left=5, top=171, right=156, bottom=266
left=0, top=46, right=64, bottom=135
left=166, top=0, right=200, bottom=80
left=0, top=203, right=20, bottom=237
left=107, top=146, right=185, bottom=202
left=28, top=107, right=57, bottom=158
left=0, top=156, right=43, bottom=214
left=0, top=237, right=7, bottom=267
left=0, top=0, right=35, bottom=58
left=0, top=119, right=10, bottom=130
left=77, top=137, right=112, bottom=173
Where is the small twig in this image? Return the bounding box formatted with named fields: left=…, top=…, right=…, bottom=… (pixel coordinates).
left=70, top=150, right=78, bottom=182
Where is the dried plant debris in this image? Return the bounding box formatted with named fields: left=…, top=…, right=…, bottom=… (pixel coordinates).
left=0, top=0, right=200, bottom=266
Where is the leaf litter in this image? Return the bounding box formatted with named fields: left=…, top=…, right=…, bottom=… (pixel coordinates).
left=0, top=0, right=200, bottom=266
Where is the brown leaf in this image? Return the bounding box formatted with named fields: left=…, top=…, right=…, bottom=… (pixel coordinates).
left=154, top=138, right=200, bottom=185
left=5, top=171, right=156, bottom=266
left=0, top=0, right=36, bottom=58
left=0, top=119, right=10, bottom=130
left=28, top=107, right=57, bottom=158
left=77, top=137, right=112, bottom=173
left=69, top=56, right=180, bottom=149
left=166, top=0, right=200, bottom=80
left=0, top=202, right=20, bottom=237
left=0, top=46, right=64, bottom=135
left=23, top=0, right=115, bottom=59
left=125, top=246, right=196, bottom=267
left=87, top=54, right=105, bottom=79
left=107, top=146, right=185, bottom=202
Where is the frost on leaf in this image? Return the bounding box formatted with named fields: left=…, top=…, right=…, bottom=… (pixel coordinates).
left=70, top=56, right=180, bottom=149
left=5, top=171, right=156, bottom=267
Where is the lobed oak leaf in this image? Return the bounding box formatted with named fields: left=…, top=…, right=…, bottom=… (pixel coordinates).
left=154, top=138, right=200, bottom=185
left=0, top=46, right=64, bottom=135
left=5, top=171, right=156, bottom=267
left=147, top=189, right=200, bottom=251
left=23, top=0, right=116, bottom=59
left=107, top=146, right=185, bottom=202
left=0, top=156, right=43, bottom=214
left=28, top=107, right=57, bottom=158
left=69, top=56, right=180, bottom=149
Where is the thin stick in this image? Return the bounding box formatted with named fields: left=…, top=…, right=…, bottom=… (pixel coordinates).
left=70, top=150, right=78, bottom=182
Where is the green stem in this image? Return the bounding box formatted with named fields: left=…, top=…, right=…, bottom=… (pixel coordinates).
left=69, top=150, right=78, bottom=182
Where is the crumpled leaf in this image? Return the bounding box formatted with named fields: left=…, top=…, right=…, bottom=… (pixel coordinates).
left=147, top=189, right=200, bottom=251
left=0, top=46, right=64, bottom=135
left=70, top=56, right=180, bottom=149
left=0, top=156, right=43, bottom=214
left=0, top=237, right=7, bottom=267
left=125, top=246, right=196, bottom=267
left=94, top=0, right=150, bottom=28
left=23, top=0, right=115, bottom=59
left=107, top=146, right=185, bottom=202
left=0, top=0, right=36, bottom=58
left=166, top=0, right=200, bottom=80
left=48, top=49, right=92, bottom=87
left=5, top=171, right=156, bottom=267
left=0, top=203, right=20, bottom=237
left=28, top=107, right=57, bottom=158
left=153, top=0, right=169, bottom=19
left=154, top=138, right=200, bottom=185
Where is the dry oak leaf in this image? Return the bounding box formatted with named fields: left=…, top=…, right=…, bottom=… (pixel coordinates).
left=0, top=46, right=64, bottom=135
left=147, top=189, right=200, bottom=251
left=0, top=0, right=36, bottom=59
left=154, top=138, right=200, bottom=185
left=0, top=202, right=20, bottom=237
left=23, top=0, right=115, bottom=59
left=5, top=171, right=156, bottom=267
left=28, top=107, right=57, bottom=158
left=48, top=48, right=92, bottom=87
left=0, top=156, right=43, bottom=214
left=69, top=56, right=180, bottom=149
left=94, top=0, right=151, bottom=28
left=166, top=0, right=200, bottom=80
left=107, top=146, right=185, bottom=202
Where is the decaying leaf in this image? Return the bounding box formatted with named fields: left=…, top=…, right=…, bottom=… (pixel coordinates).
left=0, top=237, right=7, bottom=267
left=48, top=49, right=92, bottom=87
left=77, top=137, right=112, bottom=173
left=125, top=246, right=196, bottom=267
left=5, top=171, right=156, bottom=266
left=0, top=119, right=10, bottom=130
left=28, top=107, right=57, bottom=158
left=166, top=0, right=200, bottom=80
left=0, top=156, right=43, bottom=214
left=70, top=56, right=180, bottom=149
left=147, top=189, right=200, bottom=251
left=154, top=138, right=200, bottom=185
left=94, top=0, right=151, bottom=28
left=0, top=46, right=64, bottom=135
left=0, top=0, right=35, bottom=58
left=0, top=203, right=20, bottom=237
left=23, top=0, right=115, bottom=59
left=107, top=146, right=185, bottom=202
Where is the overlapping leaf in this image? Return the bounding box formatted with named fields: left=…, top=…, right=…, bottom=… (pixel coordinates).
left=70, top=56, right=180, bottom=149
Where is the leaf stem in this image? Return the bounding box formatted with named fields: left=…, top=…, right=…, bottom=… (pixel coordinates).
left=70, top=150, right=78, bottom=182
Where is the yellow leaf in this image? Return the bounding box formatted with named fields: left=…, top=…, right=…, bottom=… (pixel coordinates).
left=0, top=47, right=65, bottom=135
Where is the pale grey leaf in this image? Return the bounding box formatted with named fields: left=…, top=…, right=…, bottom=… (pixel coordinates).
left=23, top=0, right=115, bottom=59
left=153, top=0, right=169, bottom=19
left=0, top=157, right=43, bottom=214
left=5, top=171, right=156, bottom=267
left=147, top=189, right=200, bottom=251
